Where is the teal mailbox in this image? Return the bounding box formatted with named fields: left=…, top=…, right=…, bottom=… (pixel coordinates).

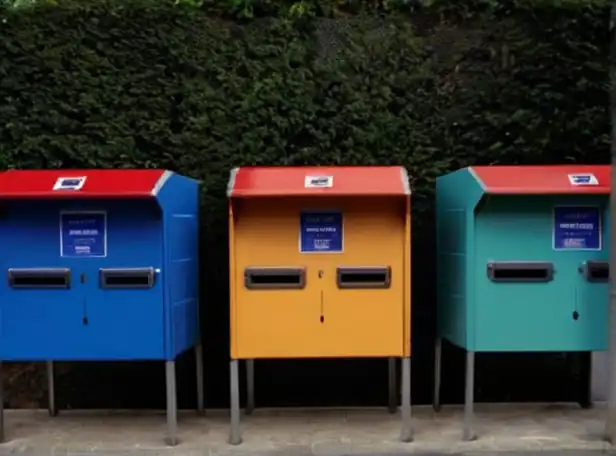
left=433, top=165, right=610, bottom=440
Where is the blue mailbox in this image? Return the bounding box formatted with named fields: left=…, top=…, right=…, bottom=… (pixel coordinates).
left=434, top=165, right=610, bottom=440
left=0, top=169, right=203, bottom=445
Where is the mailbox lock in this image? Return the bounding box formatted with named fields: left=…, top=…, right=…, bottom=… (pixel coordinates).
left=573, top=311, right=579, bottom=321
left=80, top=273, right=86, bottom=284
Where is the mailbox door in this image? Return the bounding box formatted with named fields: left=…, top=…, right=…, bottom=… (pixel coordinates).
left=575, top=261, right=609, bottom=351
left=0, top=201, right=86, bottom=360
left=572, top=204, right=610, bottom=351
left=70, top=202, right=165, bottom=360
left=234, top=199, right=323, bottom=358
left=314, top=198, right=405, bottom=357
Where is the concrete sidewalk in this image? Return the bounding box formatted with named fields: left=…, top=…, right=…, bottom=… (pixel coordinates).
left=0, top=404, right=614, bottom=455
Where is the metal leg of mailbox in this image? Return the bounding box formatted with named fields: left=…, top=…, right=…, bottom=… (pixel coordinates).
left=165, top=361, right=179, bottom=447
left=246, top=359, right=254, bottom=415
left=399, top=356, right=413, bottom=442
left=388, top=357, right=397, bottom=413
left=433, top=337, right=442, bottom=412
left=578, top=351, right=592, bottom=409
left=195, top=342, right=205, bottom=414
left=229, top=359, right=242, bottom=445
left=47, top=361, right=57, bottom=417
left=0, top=362, right=4, bottom=443
left=463, top=350, right=477, bottom=441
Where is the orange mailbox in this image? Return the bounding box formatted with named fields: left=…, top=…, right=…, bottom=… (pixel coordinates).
left=227, top=166, right=413, bottom=444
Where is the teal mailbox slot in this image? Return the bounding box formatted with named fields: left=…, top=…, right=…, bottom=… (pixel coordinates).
left=433, top=165, right=610, bottom=440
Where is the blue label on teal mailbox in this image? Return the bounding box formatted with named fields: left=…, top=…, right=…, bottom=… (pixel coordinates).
left=60, top=211, right=107, bottom=257
left=553, top=206, right=601, bottom=250
left=300, top=211, right=343, bottom=253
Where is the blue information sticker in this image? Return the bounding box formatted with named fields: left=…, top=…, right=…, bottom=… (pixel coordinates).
left=300, top=211, right=343, bottom=253
left=60, top=211, right=107, bottom=257
left=553, top=206, right=601, bottom=250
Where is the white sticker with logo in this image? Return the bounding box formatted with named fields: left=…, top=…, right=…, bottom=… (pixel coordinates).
left=568, top=173, right=598, bottom=186
left=53, top=176, right=87, bottom=191
left=305, top=176, right=333, bottom=188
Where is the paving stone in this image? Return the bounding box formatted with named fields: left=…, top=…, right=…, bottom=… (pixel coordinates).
left=0, top=404, right=613, bottom=455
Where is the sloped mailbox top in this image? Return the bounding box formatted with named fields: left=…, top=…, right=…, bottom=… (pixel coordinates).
left=470, top=165, right=609, bottom=195
left=227, top=166, right=411, bottom=198
left=0, top=169, right=173, bottom=198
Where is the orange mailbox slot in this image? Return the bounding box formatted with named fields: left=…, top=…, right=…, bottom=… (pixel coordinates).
left=227, top=166, right=413, bottom=445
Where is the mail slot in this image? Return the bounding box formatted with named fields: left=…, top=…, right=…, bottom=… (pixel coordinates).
left=434, top=165, right=610, bottom=441
left=227, top=166, right=413, bottom=444
left=0, top=169, right=203, bottom=446
left=486, top=262, right=554, bottom=283
left=582, top=261, right=609, bottom=282
left=8, top=268, right=71, bottom=289
left=336, top=266, right=391, bottom=288
left=100, top=267, right=155, bottom=289
left=244, top=267, right=305, bottom=289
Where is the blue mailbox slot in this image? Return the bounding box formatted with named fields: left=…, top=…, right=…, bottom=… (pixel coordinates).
left=99, top=267, right=156, bottom=289
left=7, top=267, right=72, bottom=288
left=434, top=165, right=610, bottom=441
left=0, top=169, right=203, bottom=446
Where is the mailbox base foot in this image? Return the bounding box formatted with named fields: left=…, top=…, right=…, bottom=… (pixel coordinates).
left=229, top=359, right=242, bottom=446
left=164, top=436, right=180, bottom=447
left=46, top=361, right=58, bottom=417
left=195, top=342, right=205, bottom=415
left=433, top=337, right=442, bottom=412
left=399, top=356, right=413, bottom=443
left=165, top=360, right=178, bottom=447
left=246, top=359, right=254, bottom=416
left=388, top=357, right=397, bottom=413
left=463, top=350, right=477, bottom=441
left=229, top=435, right=243, bottom=446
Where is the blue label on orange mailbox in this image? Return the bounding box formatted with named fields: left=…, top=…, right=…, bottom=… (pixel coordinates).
left=300, top=211, right=343, bottom=253
left=60, top=211, right=107, bottom=257
left=553, top=206, right=601, bottom=250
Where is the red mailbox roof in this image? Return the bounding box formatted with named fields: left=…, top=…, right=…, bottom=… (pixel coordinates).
left=470, top=165, right=610, bottom=195
left=227, top=166, right=411, bottom=197
left=0, top=169, right=172, bottom=198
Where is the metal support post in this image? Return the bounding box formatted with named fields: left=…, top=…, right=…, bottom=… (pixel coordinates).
left=165, top=361, right=178, bottom=446
left=246, top=359, right=254, bottom=415
left=399, top=356, right=413, bottom=442
left=195, top=342, right=205, bottom=414
left=229, top=359, right=242, bottom=445
left=433, top=337, right=442, bottom=412
left=388, top=357, right=397, bottom=413
left=47, top=361, right=57, bottom=417
left=463, top=350, right=477, bottom=441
